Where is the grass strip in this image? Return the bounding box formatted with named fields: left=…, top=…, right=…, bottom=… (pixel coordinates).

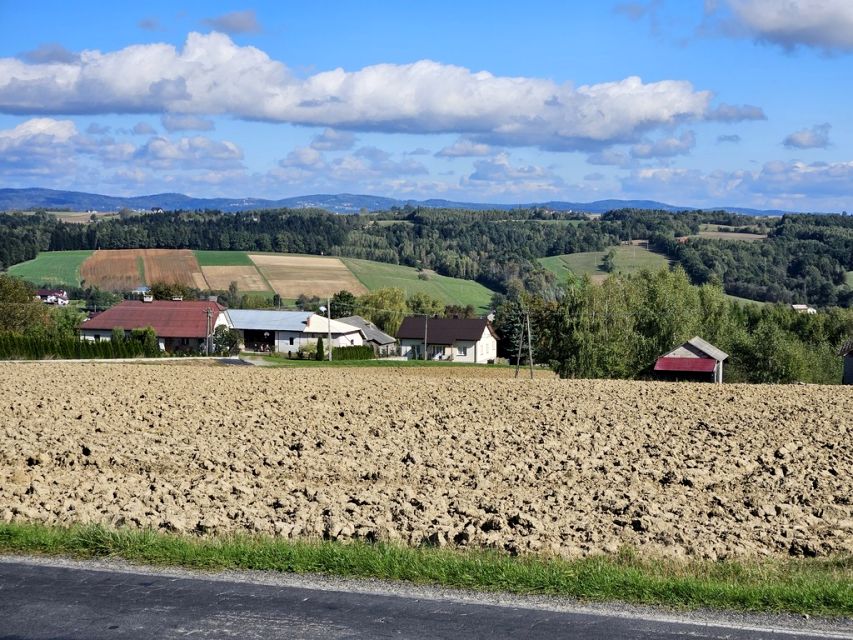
left=0, top=522, right=850, bottom=616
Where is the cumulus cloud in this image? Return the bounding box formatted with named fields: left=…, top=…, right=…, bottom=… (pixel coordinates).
left=309, top=128, right=355, bottom=151
left=466, top=152, right=563, bottom=189
left=719, top=0, right=853, bottom=52
left=631, top=130, right=696, bottom=158
left=435, top=138, right=492, bottom=158
left=132, top=122, right=157, bottom=135
left=0, top=32, right=760, bottom=152
left=20, top=43, right=79, bottom=65
left=161, top=114, right=215, bottom=132
left=135, top=135, right=243, bottom=169
left=783, top=122, right=831, bottom=149
left=203, top=10, right=262, bottom=34
left=587, top=149, right=631, bottom=167
left=717, top=134, right=742, bottom=143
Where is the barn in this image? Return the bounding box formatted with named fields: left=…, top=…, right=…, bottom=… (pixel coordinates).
left=653, top=336, right=728, bottom=384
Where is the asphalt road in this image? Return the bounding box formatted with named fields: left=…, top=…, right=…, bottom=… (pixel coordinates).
left=0, top=558, right=850, bottom=640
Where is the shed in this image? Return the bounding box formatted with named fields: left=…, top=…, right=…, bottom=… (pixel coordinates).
left=336, top=315, right=396, bottom=355
left=653, top=336, right=728, bottom=384
left=840, top=339, right=853, bottom=385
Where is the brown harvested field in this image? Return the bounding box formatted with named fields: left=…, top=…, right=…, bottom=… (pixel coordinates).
left=250, top=254, right=367, bottom=298
left=201, top=265, right=269, bottom=292
left=2, top=363, right=850, bottom=561
left=80, top=250, right=143, bottom=291
left=697, top=231, right=767, bottom=241
left=138, top=249, right=202, bottom=288
left=79, top=249, right=205, bottom=290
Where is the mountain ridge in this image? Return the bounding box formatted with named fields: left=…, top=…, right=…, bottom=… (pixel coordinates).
left=0, top=187, right=811, bottom=216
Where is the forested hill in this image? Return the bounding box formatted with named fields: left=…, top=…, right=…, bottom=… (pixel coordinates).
left=0, top=187, right=797, bottom=216
left=1, top=207, right=851, bottom=307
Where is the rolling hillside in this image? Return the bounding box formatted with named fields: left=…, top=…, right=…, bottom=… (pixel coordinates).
left=539, top=245, right=670, bottom=283
left=7, top=250, right=495, bottom=311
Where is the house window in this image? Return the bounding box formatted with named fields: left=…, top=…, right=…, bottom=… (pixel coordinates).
left=181, top=338, right=189, bottom=346
left=289, top=337, right=294, bottom=346
left=94, top=335, right=101, bottom=342
left=456, top=345, right=467, bottom=356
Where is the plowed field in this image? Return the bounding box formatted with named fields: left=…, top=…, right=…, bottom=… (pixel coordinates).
left=201, top=266, right=269, bottom=292
left=1, top=363, right=850, bottom=560
left=80, top=249, right=204, bottom=290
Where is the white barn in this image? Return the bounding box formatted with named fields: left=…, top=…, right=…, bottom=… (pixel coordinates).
left=225, top=310, right=364, bottom=354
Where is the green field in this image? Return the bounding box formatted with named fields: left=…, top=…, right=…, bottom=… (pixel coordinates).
left=724, top=293, right=767, bottom=307
left=7, top=250, right=92, bottom=287
left=342, top=258, right=494, bottom=311
left=194, top=250, right=254, bottom=266
left=539, top=245, right=669, bottom=282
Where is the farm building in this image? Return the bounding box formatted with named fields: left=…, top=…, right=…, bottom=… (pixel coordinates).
left=841, top=340, right=853, bottom=385
left=35, top=289, right=69, bottom=305
left=396, top=316, right=498, bottom=363
left=225, top=310, right=365, bottom=354
left=336, top=315, right=396, bottom=355
left=79, top=300, right=228, bottom=352
left=653, top=336, right=728, bottom=384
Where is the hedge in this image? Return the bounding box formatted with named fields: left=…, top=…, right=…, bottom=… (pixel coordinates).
left=0, top=332, right=152, bottom=360
left=332, top=345, right=375, bottom=360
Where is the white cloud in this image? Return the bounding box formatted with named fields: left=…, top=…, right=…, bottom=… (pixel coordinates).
left=717, top=134, right=741, bottom=143
left=706, top=103, right=765, bottom=121
left=202, top=10, right=262, bottom=35
left=631, top=130, right=696, bottom=158
left=721, top=0, right=853, bottom=52
left=135, top=135, right=243, bottom=169
left=0, top=32, right=759, bottom=151
left=161, top=114, right=214, bottom=132
left=464, top=153, right=565, bottom=195
left=436, top=138, right=492, bottom=158
left=20, top=43, right=79, bottom=65
left=310, top=128, right=355, bottom=151
left=587, top=149, right=631, bottom=167
left=783, top=122, right=831, bottom=149
left=132, top=122, right=157, bottom=135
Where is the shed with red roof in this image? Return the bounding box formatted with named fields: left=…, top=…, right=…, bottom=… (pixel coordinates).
left=653, top=336, right=728, bottom=384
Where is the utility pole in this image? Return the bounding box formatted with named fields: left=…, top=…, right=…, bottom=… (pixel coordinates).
left=526, top=309, right=534, bottom=380
left=514, top=309, right=524, bottom=379
left=423, top=314, right=428, bottom=361
left=326, top=297, right=333, bottom=361
left=205, top=307, right=212, bottom=356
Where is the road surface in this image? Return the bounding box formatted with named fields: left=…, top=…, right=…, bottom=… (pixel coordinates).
left=0, top=557, right=850, bottom=639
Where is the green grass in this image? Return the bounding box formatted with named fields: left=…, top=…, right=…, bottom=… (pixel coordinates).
left=0, top=522, right=849, bottom=616
left=539, top=246, right=669, bottom=282
left=194, top=250, right=254, bottom=266
left=724, top=293, right=767, bottom=307
left=342, top=258, right=495, bottom=312
left=7, top=250, right=92, bottom=287
left=258, top=355, right=506, bottom=368
left=846, top=271, right=853, bottom=288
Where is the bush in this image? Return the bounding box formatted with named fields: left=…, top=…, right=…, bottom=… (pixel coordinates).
left=0, top=332, right=146, bottom=360
left=332, top=345, right=375, bottom=360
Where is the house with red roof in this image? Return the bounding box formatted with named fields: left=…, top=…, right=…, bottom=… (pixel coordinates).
left=79, top=300, right=229, bottom=353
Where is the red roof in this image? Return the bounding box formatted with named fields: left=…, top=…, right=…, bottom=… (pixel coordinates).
left=81, top=300, right=224, bottom=338
left=654, top=357, right=717, bottom=373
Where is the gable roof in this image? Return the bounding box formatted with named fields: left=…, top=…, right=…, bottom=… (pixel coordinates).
left=226, top=310, right=313, bottom=332
left=839, top=339, right=853, bottom=357
left=337, top=315, right=396, bottom=345
left=662, top=336, right=728, bottom=362
left=304, top=314, right=365, bottom=336
left=395, top=316, right=496, bottom=345
left=81, top=300, right=224, bottom=338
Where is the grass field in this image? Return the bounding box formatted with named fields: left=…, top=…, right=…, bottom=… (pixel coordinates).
left=7, top=250, right=92, bottom=287
left=342, top=258, right=494, bottom=311
left=194, top=250, right=255, bottom=266
left=539, top=246, right=669, bottom=283
left=724, top=293, right=767, bottom=306
left=1, top=523, right=849, bottom=616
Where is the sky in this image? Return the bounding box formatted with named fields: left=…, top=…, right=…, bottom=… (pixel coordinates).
left=0, top=0, right=852, bottom=211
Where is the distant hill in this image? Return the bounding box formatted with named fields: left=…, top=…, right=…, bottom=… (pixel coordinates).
left=0, top=187, right=806, bottom=216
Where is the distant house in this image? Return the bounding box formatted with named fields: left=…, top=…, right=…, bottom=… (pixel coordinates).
left=35, top=289, right=69, bottom=306
left=791, top=304, right=817, bottom=315
left=396, top=316, right=498, bottom=363
left=653, top=336, right=728, bottom=384
left=336, top=315, right=396, bottom=356
left=79, top=300, right=228, bottom=352
left=225, top=310, right=365, bottom=353
left=840, top=340, right=853, bottom=385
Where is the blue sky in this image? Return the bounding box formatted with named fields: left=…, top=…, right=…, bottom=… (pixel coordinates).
left=1, top=0, right=851, bottom=210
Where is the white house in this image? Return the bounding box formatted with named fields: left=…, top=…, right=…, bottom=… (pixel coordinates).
left=225, top=310, right=365, bottom=354
left=395, top=316, right=498, bottom=364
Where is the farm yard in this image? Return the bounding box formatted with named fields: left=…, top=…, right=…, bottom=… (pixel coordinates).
left=1, top=362, right=850, bottom=561
left=539, top=245, right=670, bottom=283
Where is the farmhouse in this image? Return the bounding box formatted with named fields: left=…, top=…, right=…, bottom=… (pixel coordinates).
left=841, top=340, right=853, bottom=385
left=225, top=310, right=365, bottom=354
left=653, top=336, right=728, bottom=384
left=35, top=289, right=69, bottom=305
left=396, top=316, right=498, bottom=363
left=336, top=315, right=396, bottom=355
left=79, top=300, right=228, bottom=352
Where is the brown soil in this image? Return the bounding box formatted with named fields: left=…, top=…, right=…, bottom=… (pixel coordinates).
left=201, top=266, right=269, bottom=292
left=80, top=249, right=204, bottom=291
left=1, top=363, right=850, bottom=560
left=250, top=254, right=368, bottom=298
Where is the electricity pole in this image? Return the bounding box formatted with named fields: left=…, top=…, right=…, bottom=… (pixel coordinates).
left=423, top=314, right=428, bottom=361
left=326, top=297, right=333, bottom=361
left=205, top=307, right=212, bottom=356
